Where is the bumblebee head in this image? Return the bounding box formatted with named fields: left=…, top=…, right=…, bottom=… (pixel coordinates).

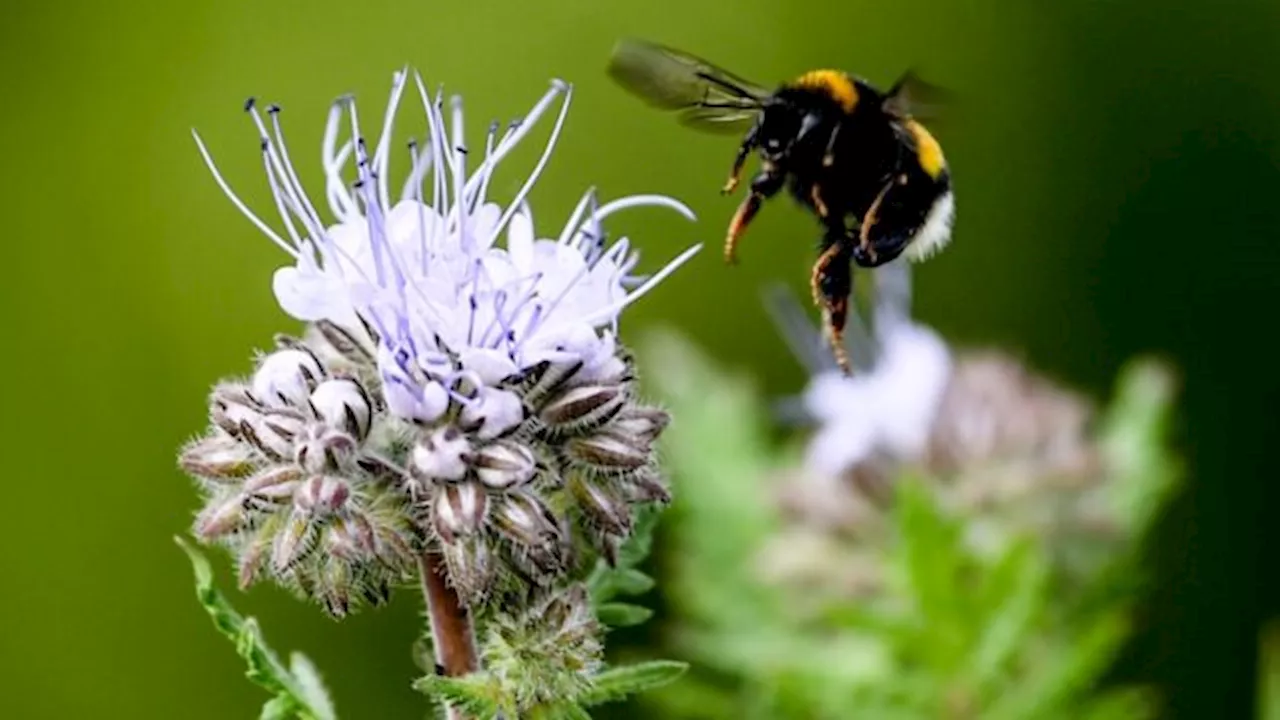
left=757, top=99, right=804, bottom=157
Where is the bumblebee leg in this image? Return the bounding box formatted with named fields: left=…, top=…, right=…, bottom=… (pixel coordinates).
left=853, top=173, right=940, bottom=268
left=724, top=164, right=784, bottom=265
left=722, top=123, right=760, bottom=195
left=813, top=235, right=855, bottom=375
left=810, top=183, right=829, bottom=219
left=854, top=181, right=894, bottom=266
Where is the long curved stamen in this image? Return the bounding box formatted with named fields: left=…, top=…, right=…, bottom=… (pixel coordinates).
left=258, top=138, right=307, bottom=251
left=373, top=69, right=409, bottom=214
left=266, top=108, right=332, bottom=250
left=323, top=100, right=358, bottom=221
left=192, top=130, right=299, bottom=258
left=576, top=244, right=704, bottom=327
left=492, top=81, right=573, bottom=241
left=557, top=188, right=597, bottom=246
left=450, top=95, right=468, bottom=251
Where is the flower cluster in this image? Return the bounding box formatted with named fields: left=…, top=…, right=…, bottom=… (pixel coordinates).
left=763, top=261, right=1128, bottom=597
left=180, top=70, right=698, bottom=616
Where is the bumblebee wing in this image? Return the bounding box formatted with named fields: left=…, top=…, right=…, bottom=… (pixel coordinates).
left=881, top=69, right=952, bottom=122
left=607, top=37, right=770, bottom=133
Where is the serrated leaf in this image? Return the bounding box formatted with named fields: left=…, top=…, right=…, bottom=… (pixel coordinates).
left=412, top=674, right=503, bottom=717
left=616, top=505, right=659, bottom=569
left=596, top=602, right=654, bottom=627
left=985, top=610, right=1133, bottom=720
left=893, top=479, right=971, bottom=668
left=581, top=660, right=689, bottom=706
left=176, top=536, right=334, bottom=720
left=969, top=538, right=1049, bottom=693
left=588, top=568, right=655, bottom=606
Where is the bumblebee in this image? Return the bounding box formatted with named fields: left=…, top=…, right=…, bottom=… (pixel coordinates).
left=606, top=38, right=955, bottom=374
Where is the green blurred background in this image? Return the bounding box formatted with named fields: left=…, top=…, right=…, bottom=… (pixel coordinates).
left=3, top=0, right=1277, bottom=717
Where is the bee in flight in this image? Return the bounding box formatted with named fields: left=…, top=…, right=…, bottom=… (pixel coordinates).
left=606, top=38, right=955, bottom=374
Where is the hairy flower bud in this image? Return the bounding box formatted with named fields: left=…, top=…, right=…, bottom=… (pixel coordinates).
left=272, top=510, right=318, bottom=573
left=243, top=465, right=303, bottom=500
left=433, top=482, right=489, bottom=544
left=473, top=441, right=537, bottom=490
left=539, top=384, right=625, bottom=432
left=294, top=476, right=351, bottom=516
left=609, top=406, right=670, bottom=443
left=310, top=378, right=373, bottom=441
left=568, top=432, right=650, bottom=472
left=461, top=387, right=525, bottom=440
left=252, top=348, right=325, bottom=408
left=210, top=383, right=264, bottom=437
left=412, top=427, right=472, bottom=483
left=180, top=433, right=257, bottom=480
left=195, top=493, right=247, bottom=538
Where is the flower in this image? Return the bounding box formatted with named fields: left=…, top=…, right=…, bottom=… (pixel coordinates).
left=195, top=71, right=700, bottom=417
left=181, top=70, right=694, bottom=614
left=763, top=260, right=1122, bottom=594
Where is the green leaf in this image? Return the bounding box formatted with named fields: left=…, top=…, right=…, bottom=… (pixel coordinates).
left=176, top=536, right=335, bottom=720
left=289, top=653, right=337, bottom=720
left=892, top=479, right=971, bottom=668
left=985, top=610, right=1133, bottom=720
left=635, top=329, right=783, bottom=633
left=596, top=602, right=654, bottom=627
left=969, top=538, right=1049, bottom=693
left=412, top=674, right=502, bottom=717
left=527, top=702, right=593, bottom=720
left=581, top=660, right=689, bottom=706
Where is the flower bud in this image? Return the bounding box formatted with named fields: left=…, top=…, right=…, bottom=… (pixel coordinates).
left=461, top=387, right=526, bottom=440
left=443, top=536, right=494, bottom=605
left=295, top=426, right=359, bottom=475
left=494, top=491, right=563, bottom=549
left=320, top=560, right=352, bottom=617
left=570, top=477, right=631, bottom=537
left=411, top=427, right=472, bottom=482
left=310, top=378, right=373, bottom=441
left=620, top=469, right=673, bottom=505
left=568, top=432, right=649, bottom=471
left=294, top=476, right=351, bottom=516
left=210, top=383, right=264, bottom=437
left=252, top=348, right=325, bottom=409
left=243, top=465, right=304, bottom=500
left=432, top=482, right=488, bottom=543
left=539, top=384, right=624, bottom=432
left=472, top=440, right=537, bottom=490
left=180, top=433, right=257, bottom=480
left=609, top=406, right=670, bottom=443
left=195, top=494, right=247, bottom=538
left=272, top=510, right=317, bottom=572
left=241, top=410, right=306, bottom=461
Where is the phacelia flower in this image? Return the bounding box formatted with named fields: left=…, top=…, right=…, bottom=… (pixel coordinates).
left=763, top=260, right=1131, bottom=596
left=181, top=70, right=697, bottom=615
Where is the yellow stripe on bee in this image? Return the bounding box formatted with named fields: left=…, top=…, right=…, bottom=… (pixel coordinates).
left=905, top=119, right=946, bottom=178
left=793, top=69, right=858, bottom=113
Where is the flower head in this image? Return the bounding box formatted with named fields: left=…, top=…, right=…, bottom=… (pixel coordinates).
left=182, top=70, right=695, bottom=614
left=763, top=261, right=1121, bottom=594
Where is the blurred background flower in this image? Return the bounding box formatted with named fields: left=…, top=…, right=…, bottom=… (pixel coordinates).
left=2, top=0, right=1278, bottom=718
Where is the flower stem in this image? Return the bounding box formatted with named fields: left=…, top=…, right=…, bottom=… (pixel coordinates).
left=419, top=550, right=479, bottom=718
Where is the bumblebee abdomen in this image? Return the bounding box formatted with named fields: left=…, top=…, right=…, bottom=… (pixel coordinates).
left=904, top=119, right=947, bottom=178
left=788, top=69, right=860, bottom=113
